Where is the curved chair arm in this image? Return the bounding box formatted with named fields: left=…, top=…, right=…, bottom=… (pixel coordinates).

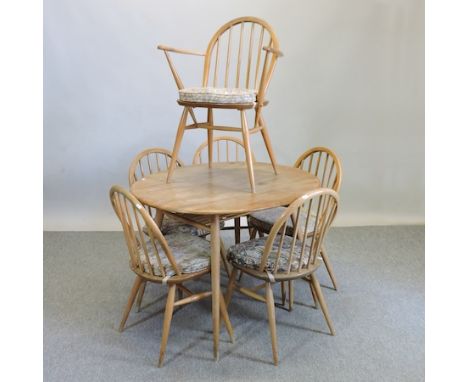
left=157, top=44, right=205, bottom=56
left=262, top=46, right=284, bottom=57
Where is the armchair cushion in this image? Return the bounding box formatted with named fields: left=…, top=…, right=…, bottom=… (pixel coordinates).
left=179, top=87, right=256, bottom=104
left=139, top=232, right=211, bottom=276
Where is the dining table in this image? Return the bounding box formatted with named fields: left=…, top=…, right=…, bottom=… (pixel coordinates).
left=130, top=161, right=321, bottom=360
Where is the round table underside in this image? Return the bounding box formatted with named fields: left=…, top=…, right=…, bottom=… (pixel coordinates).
left=130, top=162, right=321, bottom=215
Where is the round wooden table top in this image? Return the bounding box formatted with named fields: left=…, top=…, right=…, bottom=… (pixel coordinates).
left=130, top=162, right=321, bottom=216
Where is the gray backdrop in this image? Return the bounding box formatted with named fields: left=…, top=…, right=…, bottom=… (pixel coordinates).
left=44, top=0, right=424, bottom=230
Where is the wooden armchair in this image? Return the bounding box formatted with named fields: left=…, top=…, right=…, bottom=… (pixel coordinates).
left=158, top=16, right=283, bottom=193
left=225, top=188, right=339, bottom=365
left=109, top=185, right=234, bottom=367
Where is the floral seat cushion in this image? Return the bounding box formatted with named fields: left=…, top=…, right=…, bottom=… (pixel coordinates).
left=139, top=231, right=211, bottom=277
left=179, top=87, right=256, bottom=104
left=249, top=207, right=317, bottom=237
left=227, top=236, right=311, bottom=273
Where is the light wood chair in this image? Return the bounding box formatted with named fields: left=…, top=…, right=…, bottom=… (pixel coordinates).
left=158, top=16, right=283, bottom=193
left=129, top=147, right=232, bottom=310
left=225, top=188, right=339, bottom=365
left=192, top=136, right=255, bottom=244
left=249, top=147, right=342, bottom=307
left=110, top=185, right=234, bottom=367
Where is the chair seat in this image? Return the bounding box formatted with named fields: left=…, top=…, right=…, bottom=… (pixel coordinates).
left=249, top=207, right=317, bottom=236
left=227, top=236, right=310, bottom=273
left=179, top=87, right=256, bottom=104
left=139, top=232, right=211, bottom=277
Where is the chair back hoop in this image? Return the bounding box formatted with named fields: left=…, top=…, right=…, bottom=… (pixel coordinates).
left=259, top=188, right=339, bottom=276
left=109, top=185, right=181, bottom=278
left=128, top=147, right=184, bottom=186
left=294, top=147, right=343, bottom=192
left=129, top=147, right=184, bottom=219
left=202, top=16, right=280, bottom=101
left=192, top=135, right=256, bottom=164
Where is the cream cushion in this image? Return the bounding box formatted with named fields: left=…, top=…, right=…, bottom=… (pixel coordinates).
left=179, top=87, right=256, bottom=104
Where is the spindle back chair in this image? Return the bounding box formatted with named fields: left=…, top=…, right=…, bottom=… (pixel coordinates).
left=158, top=16, right=283, bottom=193
left=249, top=147, right=342, bottom=293
left=192, top=136, right=254, bottom=244
left=192, top=136, right=255, bottom=165
left=294, top=147, right=342, bottom=192
left=128, top=147, right=184, bottom=186
left=225, top=188, right=339, bottom=365
left=110, top=185, right=233, bottom=367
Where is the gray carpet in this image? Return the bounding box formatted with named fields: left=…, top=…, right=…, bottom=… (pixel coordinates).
left=44, top=226, right=424, bottom=381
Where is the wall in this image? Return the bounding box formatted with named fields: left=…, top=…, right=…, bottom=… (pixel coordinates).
left=44, top=0, right=424, bottom=230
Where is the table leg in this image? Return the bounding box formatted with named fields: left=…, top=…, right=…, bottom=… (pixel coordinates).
left=211, top=214, right=220, bottom=360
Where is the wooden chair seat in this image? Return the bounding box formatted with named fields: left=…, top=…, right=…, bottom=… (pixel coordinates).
left=179, top=87, right=256, bottom=104
left=138, top=231, right=211, bottom=277
left=249, top=207, right=318, bottom=237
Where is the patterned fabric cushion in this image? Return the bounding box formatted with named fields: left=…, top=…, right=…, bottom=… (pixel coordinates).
left=179, top=87, right=256, bottom=104
left=227, top=236, right=310, bottom=273
left=139, top=232, right=211, bottom=277
left=249, top=207, right=317, bottom=237
left=144, top=216, right=225, bottom=237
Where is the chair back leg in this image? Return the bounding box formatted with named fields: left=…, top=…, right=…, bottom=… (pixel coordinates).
left=259, top=114, right=279, bottom=174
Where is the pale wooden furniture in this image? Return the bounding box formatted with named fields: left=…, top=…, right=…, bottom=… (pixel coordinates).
left=129, top=147, right=231, bottom=278
left=130, top=162, right=320, bottom=360
left=158, top=16, right=283, bottom=193
left=192, top=136, right=255, bottom=244
left=249, top=147, right=342, bottom=307
left=225, top=188, right=339, bottom=365
left=109, top=185, right=233, bottom=367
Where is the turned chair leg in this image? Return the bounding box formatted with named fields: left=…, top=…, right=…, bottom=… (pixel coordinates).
left=158, top=284, right=177, bottom=367
left=166, top=107, right=189, bottom=183
left=320, top=246, right=338, bottom=290
left=265, top=282, right=279, bottom=366
left=259, top=114, right=279, bottom=175
left=240, top=110, right=256, bottom=193
left=309, top=273, right=335, bottom=335
left=119, top=276, right=143, bottom=332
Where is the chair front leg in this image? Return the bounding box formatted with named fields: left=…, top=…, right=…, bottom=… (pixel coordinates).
left=240, top=110, right=256, bottom=193
left=158, top=284, right=177, bottom=367
left=265, top=282, right=279, bottom=365
left=166, top=107, right=189, bottom=183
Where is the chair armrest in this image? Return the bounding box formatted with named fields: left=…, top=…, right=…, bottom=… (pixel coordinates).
left=262, top=46, right=284, bottom=57
left=157, top=44, right=205, bottom=56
